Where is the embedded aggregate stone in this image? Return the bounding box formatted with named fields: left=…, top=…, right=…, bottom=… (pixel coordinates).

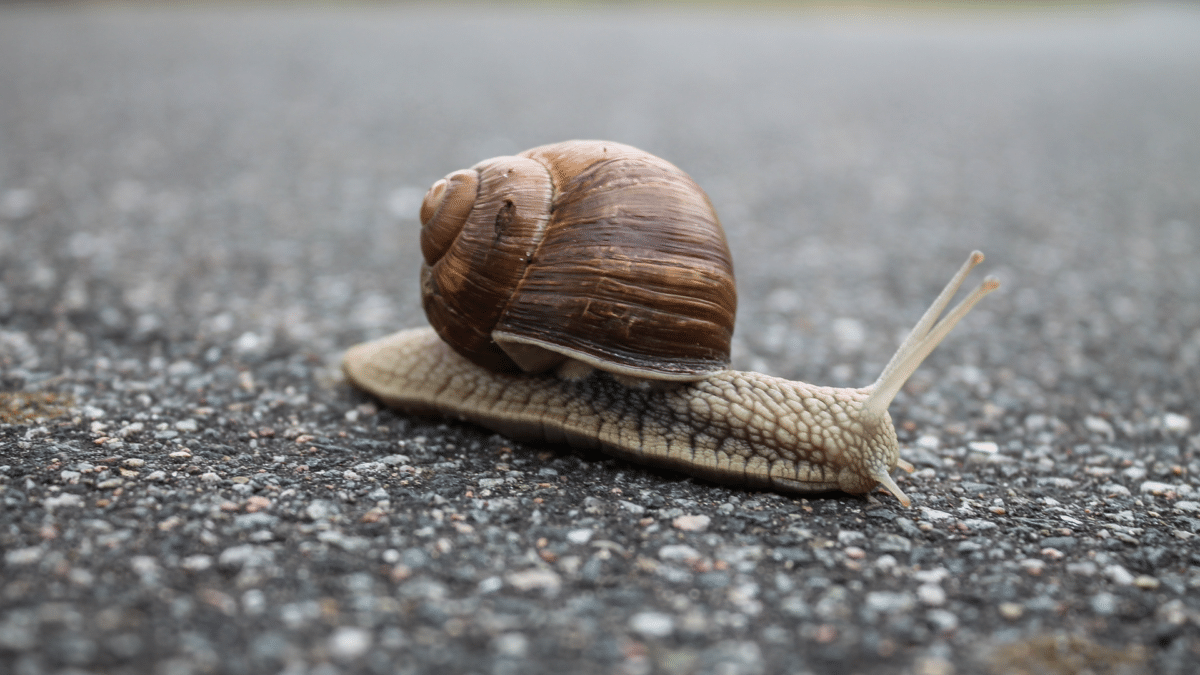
left=2, top=5, right=1199, bottom=675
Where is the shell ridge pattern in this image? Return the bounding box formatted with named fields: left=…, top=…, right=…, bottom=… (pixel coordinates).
left=488, top=159, right=557, bottom=348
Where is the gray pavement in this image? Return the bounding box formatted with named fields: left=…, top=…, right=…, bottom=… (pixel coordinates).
left=1, top=3, right=1199, bottom=674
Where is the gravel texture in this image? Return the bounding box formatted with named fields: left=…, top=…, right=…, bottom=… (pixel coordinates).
left=2, top=4, right=1199, bottom=675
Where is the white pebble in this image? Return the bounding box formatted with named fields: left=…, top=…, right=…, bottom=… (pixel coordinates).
left=1084, top=415, right=1114, bottom=439
left=328, top=626, right=372, bottom=661
left=913, top=569, right=949, bottom=584
left=180, top=555, right=213, bottom=572
left=491, top=632, right=529, bottom=658
left=1173, top=501, right=1200, bottom=513
left=1066, top=561, right=1097, bottom=576
left=242, top=589, right=266, bottom=616
left=967, top=441, right=998, bottom=454
left=174, top=419, right=198, bottom=433
left=505, top=568, right=561, bottom=594
left=1105, top=564, right=1135, bottom=585
left=1019, top=559, right=1046, bottom=575
left=837, top=530, right=866, bottom=546
left=1162, top=412, right=1191, bottom=435
left=920, top=507, right=953, bottom=521
left=1122, top=466, right=1147, bottom=481
left=43, top=494, right=84, bottom=511
left=1102, top=483, right=1131, bottom=496
left=671, top=514, right=710, bottom=532
left=1090, top=592, right=1118, bottom=615
left=962, top=519, right=998, bottom=531
left=119, top=422, right=145, bottom=437
left=926, top=609, right=958, bottom=632
left=1140, top=481, right=1178, bottom=495
left=658, top=545, right=702, bottom=562
left=618, top=500, right=645, bottom=515
left=917, top=583, right=946, bottom=606
left=864, top=591, right=914, bottom=614
left=629, top=611, right=675, bottom=638
left=874, top=554, right=898, bottom=570
left=4, top=546, right=43, bottom=566
left=566, top=529, right=594, bottom=544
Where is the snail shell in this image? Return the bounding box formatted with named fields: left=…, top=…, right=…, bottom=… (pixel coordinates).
left=418, top=140, right=736, bottom=382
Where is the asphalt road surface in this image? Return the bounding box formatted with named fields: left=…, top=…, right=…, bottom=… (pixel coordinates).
left=1, top=3, right=1199, bottom=674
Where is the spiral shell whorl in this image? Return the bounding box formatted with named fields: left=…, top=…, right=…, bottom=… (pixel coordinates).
left=418, top=140, right=737, bottom=380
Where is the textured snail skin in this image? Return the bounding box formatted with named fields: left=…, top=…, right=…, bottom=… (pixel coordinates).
left=342, top=327, right=904, bottom=501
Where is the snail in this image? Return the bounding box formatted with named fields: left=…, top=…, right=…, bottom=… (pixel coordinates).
left=342, top=140, right=999, bottom=507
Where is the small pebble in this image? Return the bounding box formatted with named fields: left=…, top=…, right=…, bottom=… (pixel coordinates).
left=4, top=547, right=43, bottom=566
left=1102, top=483, right=1132, bottom=496
left=920, top=507, right=952, bottom=521
left=566, top=529, right=593, bottom=544
left=917, top=584, right=946, bottom=606
left=926, top=609, right=958, bottom=633
left=837, top=530, right=866, bottom=545
left=1066, top=561, right=1097, bottom=576
left=629, top=611, right=675, bottom=638
left=1162, top=412, right=1191, bottom=434
left=913, top=655, right=955, bottom=675
left=1133, top=575, right=1160, bottom=589
left=328, top=627, right=372, bottom=661
left=505, top=568, right=561, bottom=594
left=672, top=514, right=710, bottom=532
left=659, top=545, right=702, bottom=562
left=998, top=602, right=1024, bottom=620
left=1123, top=466, right=1147, bottom=481
left=1084, top=415, right=1114, bottom=439
left=1105, top=565, right=1135, bottom=585
left=491, top=632, right=528, bottom=658
left=180, top=555, right=213, bottom=571
left=864, top=591, right=914, bottom=614
left=1090, top=592, right=1119, bottom=615
left=1019, top=559, right=1045, bottom=575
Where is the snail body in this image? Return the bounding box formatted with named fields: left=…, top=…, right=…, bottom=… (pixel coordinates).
left=343, top=140, right=999, bottom=506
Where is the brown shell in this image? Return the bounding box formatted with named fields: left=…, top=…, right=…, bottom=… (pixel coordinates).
left=418, top=140, right=737, bottom=381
